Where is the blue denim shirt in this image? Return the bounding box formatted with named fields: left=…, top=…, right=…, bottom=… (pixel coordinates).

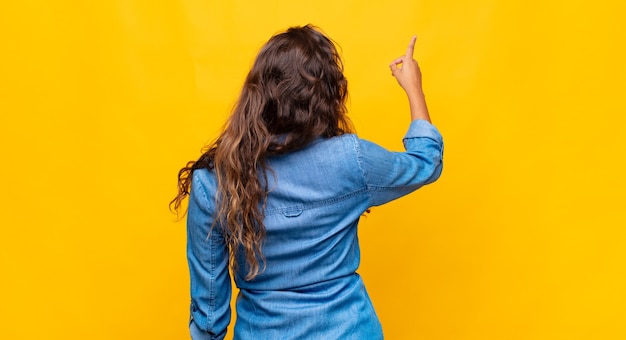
left=187, top=119, right=444, bottom=340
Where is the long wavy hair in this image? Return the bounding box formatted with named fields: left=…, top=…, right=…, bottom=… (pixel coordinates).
left=171, top=25, right=353, bottom=280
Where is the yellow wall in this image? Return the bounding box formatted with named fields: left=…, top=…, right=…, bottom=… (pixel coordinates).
left=1, top=1, right=625, bottom=339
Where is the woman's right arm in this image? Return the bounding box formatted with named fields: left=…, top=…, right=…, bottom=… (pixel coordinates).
left=389, top=36, right=431, bottom=123
left=358, top=36, right=443, bottom=207
left=358, top=120, right=443, bottom=207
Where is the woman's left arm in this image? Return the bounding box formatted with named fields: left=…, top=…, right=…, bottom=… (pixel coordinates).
left=187, top=170, right=232, bottom=340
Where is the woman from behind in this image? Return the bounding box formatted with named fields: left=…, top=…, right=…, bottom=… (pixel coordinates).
left=172, top=25, right=443, bottom=339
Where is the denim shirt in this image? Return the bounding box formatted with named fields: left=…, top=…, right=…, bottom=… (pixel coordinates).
left=187, top=119, right=444, bottom=340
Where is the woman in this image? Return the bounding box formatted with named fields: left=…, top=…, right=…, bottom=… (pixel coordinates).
left=172, top=25, right=443, bottom=339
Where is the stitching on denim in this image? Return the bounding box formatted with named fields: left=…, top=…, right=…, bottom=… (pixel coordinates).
left=366, top=183, right=423, bottom=191
left=208, top=229, right=215, bottom=331
left=264, top=188, right=368, bottom=215
left=193, top=171, right=214, bottom=331
left=264, top=135, right=369, bottom=216
left=352, top=135, right=374, bottom=208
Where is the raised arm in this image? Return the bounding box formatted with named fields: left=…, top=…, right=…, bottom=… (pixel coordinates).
left=389, top=36, right=431, bottom=123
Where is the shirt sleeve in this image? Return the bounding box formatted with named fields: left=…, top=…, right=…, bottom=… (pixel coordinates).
left=187, top=169, right=231, bottom=340
left=357, top=119, right=444, bottom=207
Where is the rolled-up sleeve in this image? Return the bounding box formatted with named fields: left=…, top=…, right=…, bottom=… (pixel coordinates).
left=358, top=119, right=444, bottom=207
left=187, top=170, right=231, bottom=340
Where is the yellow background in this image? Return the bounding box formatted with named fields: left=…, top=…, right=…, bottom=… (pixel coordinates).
left=1, top=1, right=625, bottom=339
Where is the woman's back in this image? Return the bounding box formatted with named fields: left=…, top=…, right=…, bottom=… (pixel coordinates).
left=187, top=120, right=443, bottom=339
left=177, top=24, right=442, bottom=340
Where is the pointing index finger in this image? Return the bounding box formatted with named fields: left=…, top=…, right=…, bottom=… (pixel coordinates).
left=406, top=35, right=417, bottom=58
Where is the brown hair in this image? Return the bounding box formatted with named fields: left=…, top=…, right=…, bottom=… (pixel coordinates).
left=171, top=25, right=353, bottom=280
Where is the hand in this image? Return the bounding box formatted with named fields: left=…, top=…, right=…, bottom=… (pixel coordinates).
left=389, top=36, right=423, bottom=95
left=389, top=36, right=430, bottom=122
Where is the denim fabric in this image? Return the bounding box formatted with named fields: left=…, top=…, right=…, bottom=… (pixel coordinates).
left=187, top=119, right=444, bottom=339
